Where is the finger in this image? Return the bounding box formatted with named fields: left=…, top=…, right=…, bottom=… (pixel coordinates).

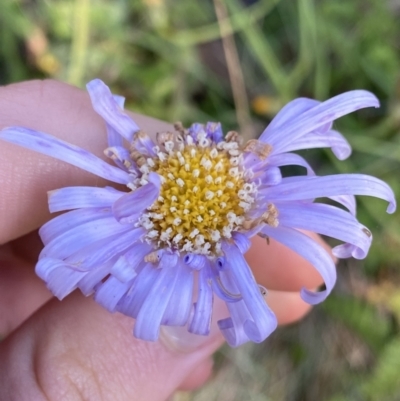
left=0, top=292, right=223, bottom=401
left=8, top=230, right=43, bottom=264
left=246, top=234, right=334, bottom=292
left=0, top=79, right=330, bottom=292
left=0, top=284, right=311, bottom=400
left=0, top=251, right=51, bottom=337
left=178, top=358, right=214, bottom=391
left=0, top=79, right=172, bottom=244
left=266, top=289, right=312, bottom=325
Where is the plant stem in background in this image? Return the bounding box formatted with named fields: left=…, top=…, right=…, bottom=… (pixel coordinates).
left=227, top=0, right=289, bottom=101
left=213, top=0, right=254, bottom=140
left=67, top=0, right=90, bottom=87
left=172, top=0, right=278, bottom=47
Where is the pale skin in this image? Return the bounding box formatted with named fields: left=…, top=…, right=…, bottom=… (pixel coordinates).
left=0, top=80, right=331, bottom=401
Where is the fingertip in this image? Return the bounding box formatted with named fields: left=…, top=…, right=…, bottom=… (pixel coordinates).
left=246, top=234, right=332, bottom=292
left=178, top=357, right=214, bottom=391
left=266, top=290, right=313, bottom=325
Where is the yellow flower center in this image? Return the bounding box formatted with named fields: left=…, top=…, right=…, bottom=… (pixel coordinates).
left=137, top=137, right=257, bottom=256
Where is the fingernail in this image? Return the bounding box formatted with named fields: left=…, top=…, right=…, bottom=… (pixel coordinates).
left=160, top=297, right=227, bottom=353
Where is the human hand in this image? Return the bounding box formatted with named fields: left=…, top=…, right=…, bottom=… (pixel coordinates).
left=0, top=80, right=327, bottom=400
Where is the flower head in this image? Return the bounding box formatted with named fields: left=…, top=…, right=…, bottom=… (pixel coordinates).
left=0, top=79, right=395, bottom=347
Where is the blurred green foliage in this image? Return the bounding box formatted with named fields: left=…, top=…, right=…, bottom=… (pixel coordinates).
left=2, top=0, right=400, bottom=400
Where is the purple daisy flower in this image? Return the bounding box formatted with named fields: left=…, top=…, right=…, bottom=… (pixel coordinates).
left=0, top=79, right=395, bottom=347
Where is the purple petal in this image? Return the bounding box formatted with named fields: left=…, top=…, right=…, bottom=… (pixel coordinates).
left=221, top=243, right=277, bottom=342
left=86, top=79, right=139, bottom=142
left=111, top=257, right=138, bottom=283
left=110, top=242, right=152, bottom=282
left=268, top=153, right=315, bottom=175
left=95, top=276, right=134, bottom=312
left=0, top=127, right=130, bottom=184
left=209, top=261, right=242, bottom=303
left=217, top=307, right=250, bottom=347
left=40, top=207, right=112, bottom=244
left=107, top=128, right=123, bottom=150
left=276, top=202, right=372, bottom=258
left=112, top=172, right=161, bottom=223
left=260, top=91, right=379, bottom=154
left=131, top=132, right=157, bottom=157
left=329, top=195, right=356, bottom=216
left=104, top=146, right=136, bottom=173
left=65, top=228, right=144, bottom=270
left=206, top=122, right=223, bottom=143
left=106, top=95, right=126, bottom=148
left=78, top=262, right=113, bottom=296
left=258, top=166, right=282, bottom=186
left=40, top=216, right=131, bottom=260
left=261, top=225, right=336, bottom=304
left=48, top=186, right=125, bottom=212
left=116, top=263, right=159, bottom=318
left=263, top=98, right=320, bottom=134
left=217, top=268, right=268, bottom=347
left=262, top=174, right=396, bottom=213
left=184, top=254, right=207, bottom=270
left=232, top=232, right=251, bottom=253
left=46, top=264, right=87, bottom=300
left=157, top=252, right=179, bottom=269
left=188, top=123, right=205, bottom=142
left=36, top=257, right=66, bottom=281
left=134, top=257, right=180, bottom=341
left=113, top=95, right=125, bottom=109
left=161, top=260, right=194, bottom=326
left=277, top=130, right=352, bottom=160
left=189, top=267, right=214, bottom=335
left=242, top=152, right=265, bottom=170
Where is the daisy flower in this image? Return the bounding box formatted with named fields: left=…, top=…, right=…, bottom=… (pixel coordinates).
left=0, top=80, right=395, bottom=347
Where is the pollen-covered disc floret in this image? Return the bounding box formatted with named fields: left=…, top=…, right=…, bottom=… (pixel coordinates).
left=135, top=126, right=258, bottom=256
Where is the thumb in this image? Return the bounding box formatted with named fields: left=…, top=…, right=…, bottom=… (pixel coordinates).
left=0, top=291, right=224, bottom=401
